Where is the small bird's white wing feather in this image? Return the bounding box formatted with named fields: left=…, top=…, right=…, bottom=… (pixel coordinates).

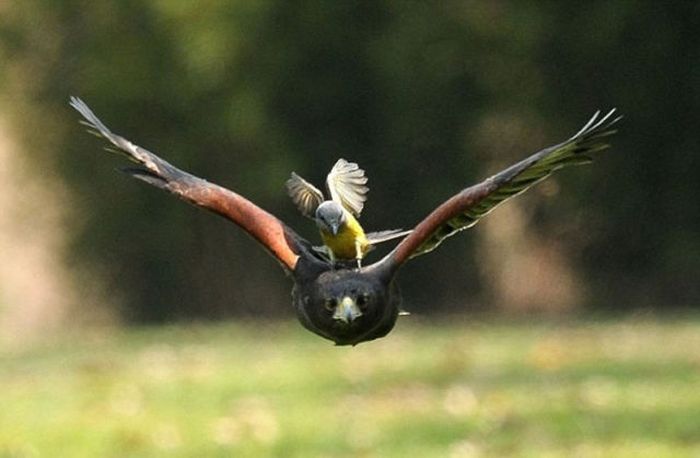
left=286, top=172, right=325, bottom=219
left=326, top=158, right=369, bottom=217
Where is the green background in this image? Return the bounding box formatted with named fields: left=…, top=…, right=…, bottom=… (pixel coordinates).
left=2, top=2, right=698, bottom=321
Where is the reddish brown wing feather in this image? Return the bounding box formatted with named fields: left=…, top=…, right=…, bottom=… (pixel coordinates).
left=70, top=97, right=305, bottom=272
left=175, top=179, right=304, bottom=271
left=376, top=109, right=620, bottom=274
left=387, top=182, right=497, bottom=267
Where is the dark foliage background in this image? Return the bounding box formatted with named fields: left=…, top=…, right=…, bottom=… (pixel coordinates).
left=1, top=2, right=698, bottom=322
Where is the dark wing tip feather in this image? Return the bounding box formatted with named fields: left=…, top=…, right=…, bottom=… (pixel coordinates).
left=71, top=96, right=135, bottom=161
left=570, top=108, right=621, bottom=144
left=70, top=96, right=112, bottom=137
left=120, top=166, right=168, bottom=188
left=70, top=96, right=178, bottom=180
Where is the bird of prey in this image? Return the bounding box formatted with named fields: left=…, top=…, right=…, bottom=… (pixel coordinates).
left=286, top=159, right=410, bottom=267
left=70, top=96, right=620, bottom=345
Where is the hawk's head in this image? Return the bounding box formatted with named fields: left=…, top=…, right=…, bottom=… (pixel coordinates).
left=292, top=262, right=400, bottom=346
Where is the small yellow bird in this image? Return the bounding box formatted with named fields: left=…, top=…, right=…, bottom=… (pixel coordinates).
left=286, top=159, right=409, bottom=267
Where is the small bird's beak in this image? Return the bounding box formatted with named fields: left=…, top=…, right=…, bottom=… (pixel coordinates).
left=330, top=221, right=340, bottom=236
left=333, top=296, right=363, bottom=323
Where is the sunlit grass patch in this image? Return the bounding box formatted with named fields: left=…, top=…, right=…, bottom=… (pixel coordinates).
left=0, top=316, right=699, bottom=457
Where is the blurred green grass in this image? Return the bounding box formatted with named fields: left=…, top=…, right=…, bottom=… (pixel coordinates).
left=1, top=316, right=699, bottom=457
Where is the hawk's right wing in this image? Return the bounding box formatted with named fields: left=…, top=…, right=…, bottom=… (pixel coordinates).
left=71, top=96, right=308, bottom=273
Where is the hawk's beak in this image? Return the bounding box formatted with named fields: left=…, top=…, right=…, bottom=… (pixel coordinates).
left=333, top=296, right=363, bottom=323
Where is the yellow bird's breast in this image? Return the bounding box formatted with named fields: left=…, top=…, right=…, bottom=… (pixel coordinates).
left=320, top=212, right=369, bottom=259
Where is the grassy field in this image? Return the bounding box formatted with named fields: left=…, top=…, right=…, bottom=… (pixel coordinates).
left=0, top=315, right=698, bottom=457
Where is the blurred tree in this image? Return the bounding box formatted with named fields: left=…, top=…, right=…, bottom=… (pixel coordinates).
left=0, top=1, right=698, bottom=324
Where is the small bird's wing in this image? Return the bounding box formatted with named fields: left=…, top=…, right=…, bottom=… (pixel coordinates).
left=286, top=172, right=325, bottom=219
left=366, top=229, right=412, bottom=244
left=375, top=109, right=621, bottom=273
left=70, top=96, right=308, bottom=273
left=326, top=159, right=369, bottom=217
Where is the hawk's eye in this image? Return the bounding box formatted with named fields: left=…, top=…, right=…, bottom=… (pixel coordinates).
left=323, top=298, right=337, bottom=311
left=356, top=293, right=369, bottom=309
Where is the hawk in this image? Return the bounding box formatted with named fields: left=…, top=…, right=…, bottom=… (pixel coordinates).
left=70, top=97, right=620, bottom=345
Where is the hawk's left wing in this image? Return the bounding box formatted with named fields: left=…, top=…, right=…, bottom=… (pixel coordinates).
left=373, top=109, right=621, bottom=275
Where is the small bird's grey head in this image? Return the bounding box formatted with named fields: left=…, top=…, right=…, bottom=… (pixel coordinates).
left=315, top=201, right=346, bottom=235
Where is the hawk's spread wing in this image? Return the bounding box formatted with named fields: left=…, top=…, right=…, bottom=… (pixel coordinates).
left=70, top=96, right=308, bottom=273
left=326, top=159, right=369, bottom=217
left=286, top=172, right=325, bottom=219
left=377, top=109, right=621, bottom=272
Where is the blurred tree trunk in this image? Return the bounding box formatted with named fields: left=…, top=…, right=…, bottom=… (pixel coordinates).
left=469, top=112, right=583, bottom=312
left=0, top=114, right=113, bottom=343
left=475, top=203, right=583, bottom=313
